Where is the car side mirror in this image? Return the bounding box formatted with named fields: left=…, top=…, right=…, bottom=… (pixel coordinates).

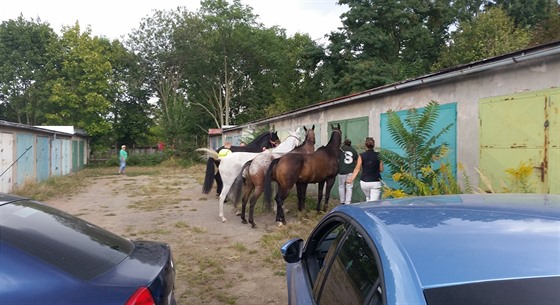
left=281, top=238, right=304, bottom=263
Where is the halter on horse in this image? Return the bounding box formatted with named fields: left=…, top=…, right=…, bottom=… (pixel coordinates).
left=264, top=124, right=342, bottom=225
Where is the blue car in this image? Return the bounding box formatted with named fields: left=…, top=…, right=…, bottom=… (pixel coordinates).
left=0, top=193, right=177, bottom=305
left=281, top=194, right=560, bottom=305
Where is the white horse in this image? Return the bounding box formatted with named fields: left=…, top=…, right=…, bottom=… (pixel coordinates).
left=196, top=128, right=303, bottom=222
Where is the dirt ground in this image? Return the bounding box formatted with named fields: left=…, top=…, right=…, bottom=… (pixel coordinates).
left=46, top=166, right=288, bottom=305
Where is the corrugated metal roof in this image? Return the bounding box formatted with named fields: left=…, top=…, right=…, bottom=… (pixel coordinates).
left=0, top=120, right=87, bottom=137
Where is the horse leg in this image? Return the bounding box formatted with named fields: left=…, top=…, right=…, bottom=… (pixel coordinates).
left=249, top=194, right=258, bottom=228
left=215, top=171, right=223, bottom=196
left=322, top=178, right=336, bottom=212
left=296, top=182, right=308, bottom=211
left=248, top=185, right=264, bottom=228
left=240, top=185, right=252, bottom=224
left=219, top=193, right=227, bottom=223
left=317, top=181, right=325, bottom=212
left=275, top=189, right=289, bottom=226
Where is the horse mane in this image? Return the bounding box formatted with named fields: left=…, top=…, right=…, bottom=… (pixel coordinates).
left=326, top=124, right=341, bottom=149
left=230, top=131, right=278, bottom=153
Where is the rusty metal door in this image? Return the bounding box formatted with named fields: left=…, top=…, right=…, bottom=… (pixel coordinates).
left=479, top=88, right=559, bottom=194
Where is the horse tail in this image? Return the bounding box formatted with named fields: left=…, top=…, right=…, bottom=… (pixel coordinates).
left=195, top=147, right=220, bottom=160
left=227, top=160, right=252, bottom=209
left=264, top=158, right=279, bottom=209
left=196, top=148, right=220, bottom=194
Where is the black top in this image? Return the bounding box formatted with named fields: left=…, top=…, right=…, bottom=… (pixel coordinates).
left=360, top=150, right=381, bottom=182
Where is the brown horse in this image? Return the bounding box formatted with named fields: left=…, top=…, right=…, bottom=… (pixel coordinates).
left=228, top=125, right=316, bottom=228
left=264, top=124, right=342, bottom=225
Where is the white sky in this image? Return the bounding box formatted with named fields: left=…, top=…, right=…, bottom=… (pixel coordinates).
left=1, top=0, right=348, bottom=43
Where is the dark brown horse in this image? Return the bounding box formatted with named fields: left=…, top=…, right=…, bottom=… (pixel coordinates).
left=228, top=125, right=316, bottom=228
left=201, top=131, right=279, bottom=195
left=264, top=124, right=342, bottom=225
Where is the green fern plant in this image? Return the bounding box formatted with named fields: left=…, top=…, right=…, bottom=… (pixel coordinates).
left=380, top=100, right=460, bottom=196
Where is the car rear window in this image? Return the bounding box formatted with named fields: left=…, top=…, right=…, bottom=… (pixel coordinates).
left=424, top=276, right=560, bottom=305
left=0, top=200, right=134, bottom=280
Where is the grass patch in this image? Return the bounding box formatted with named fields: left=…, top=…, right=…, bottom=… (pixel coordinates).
left=10, top=165, right=200, bottom=201
left=127, top=197, right=182, bottom=212
left=191, top=226, right=207, bottom=234
left=175, top=221, right=190, bottom=229
left=230, top=242, right=247, bottom=253
left=137, top=228, right=172, bottom=235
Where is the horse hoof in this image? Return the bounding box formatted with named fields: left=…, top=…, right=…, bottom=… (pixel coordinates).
left=236, top=211, right=241, bottom=216
left=241, top=219, right=248, bottom=224
left=221, top=217, right=228, bottom=223
left=276, top=221, right=283, bottom=227
left=250, top=223, right=256, bottom=229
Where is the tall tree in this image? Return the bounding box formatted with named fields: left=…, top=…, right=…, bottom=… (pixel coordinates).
left=173, top=0, right=324, bottom=125
left=319, top=0, right=482, bottom=99
left=174, top=0, right=261, bottom=128
left=0, top=16, right=58, bottom=124
left=263, top=32, right=325, bottom=117
left=127, top=8, right=192, bottom=148
left=432, top=7, right=531, bottom=70
left=45, top=23, right=113, bottom=141
left=104, top=39, right=154, bottom=149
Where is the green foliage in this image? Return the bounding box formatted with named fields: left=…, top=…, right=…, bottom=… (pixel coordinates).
left=106, top=39, right=155, bottom=150
left=489, top=0, right=558, bottom=29
left=0, top=16, right=58, bottom=124
left=529, top=5, right=560, bottom=46
left=104, top=151, right=169, bottom=167
left=320, top=0, right=477, bottom=98
left=385, top=150, right=462, bottom=197
left=45, top=23, right=113, bottom=141
left=380, top=100, right=461, bottom=197
left=432, top=7, right=532, bottom=70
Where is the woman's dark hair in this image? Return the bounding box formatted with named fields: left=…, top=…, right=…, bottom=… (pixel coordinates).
left=365, top=137, right=375, bottom=149
left=344, top=139, right=352, bottom=146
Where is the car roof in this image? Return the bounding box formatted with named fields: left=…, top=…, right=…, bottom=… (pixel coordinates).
left=0, top=193, right=28, bottom=205
left=1, top=197, right=134, bottom=281
left=335, top=194, right=560, bottom=289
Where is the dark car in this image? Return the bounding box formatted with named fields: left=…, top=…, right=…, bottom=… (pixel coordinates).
left=281, top=194, right=560, bottom=305
left=0, top=193, right=177, bottom=305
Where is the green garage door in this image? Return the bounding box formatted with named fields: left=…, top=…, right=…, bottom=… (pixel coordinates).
left=329, top=117, right=369, bottom=202
left=480, top=89, right=559, bottom=194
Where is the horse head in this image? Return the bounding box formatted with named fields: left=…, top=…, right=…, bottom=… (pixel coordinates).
left=328, top=123, right=342, bottom=149
left=269, top=131, right=280, bottom=147
left=304, top=125, right=316, bottom=145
